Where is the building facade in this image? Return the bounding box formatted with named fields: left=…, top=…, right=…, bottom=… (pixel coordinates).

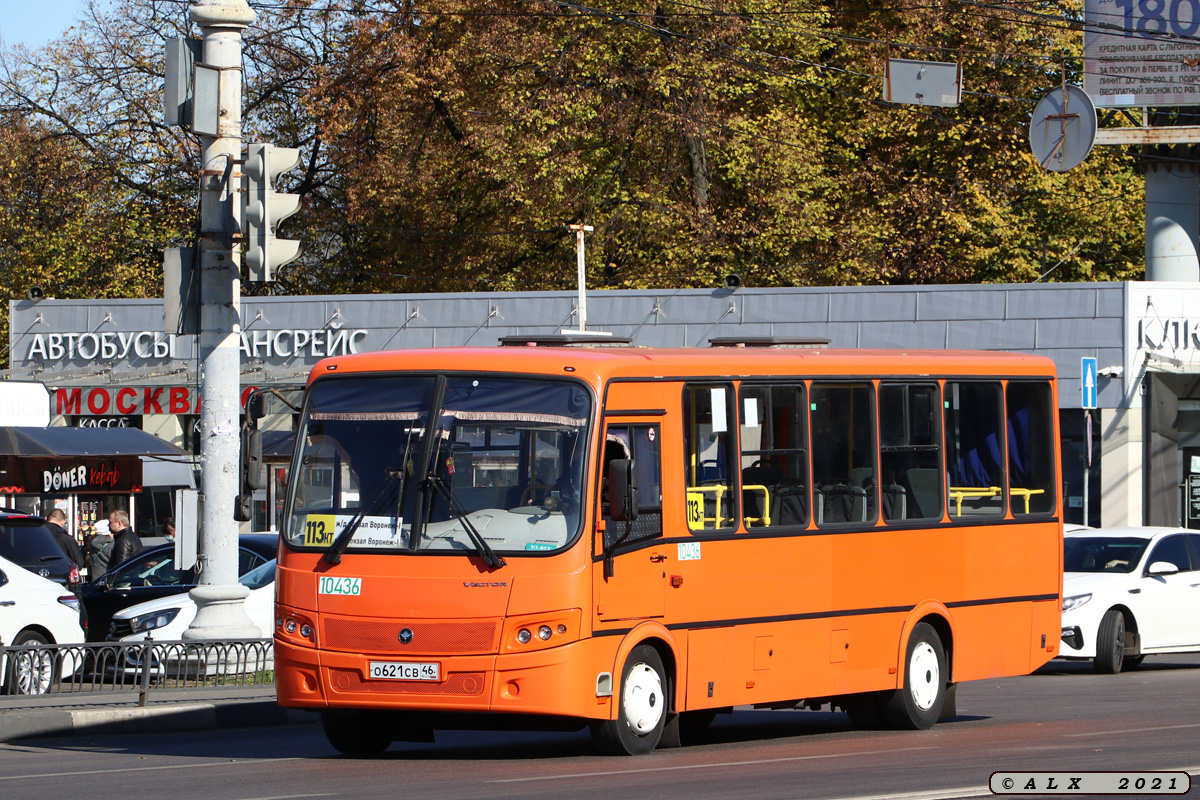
left=10, top=281, right=1200, bottom=530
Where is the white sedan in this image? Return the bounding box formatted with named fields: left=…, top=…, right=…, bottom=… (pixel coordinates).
left=1061, top=526, right=1200, bottom=673
left=110, top=559, right=276, bottom=641
left=0, top=554, right=86, bottom=694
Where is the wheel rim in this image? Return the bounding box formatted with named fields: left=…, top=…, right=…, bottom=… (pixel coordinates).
left=15, top=651, right=52, bottom=695
left=622, top=662, right=664, bottom=736
left=908, top=641, right=940, bottom=711
left=1113, top=617, right=1125, bottom=661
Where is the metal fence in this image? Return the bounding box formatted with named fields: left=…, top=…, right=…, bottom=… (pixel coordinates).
left=1, top=639, right=274, bottom=702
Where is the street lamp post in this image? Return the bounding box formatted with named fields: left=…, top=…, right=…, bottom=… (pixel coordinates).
left=184, top=0, right=258, bottom=639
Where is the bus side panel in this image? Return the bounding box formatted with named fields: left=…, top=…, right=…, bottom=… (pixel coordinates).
left=947, top=603, right=1033, bottom=682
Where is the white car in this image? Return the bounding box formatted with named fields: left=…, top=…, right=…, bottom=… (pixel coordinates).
left=110, top=559, right=276, bottom=641
left=1060, top=526, right=1200, bottom=673
left=0, top=554, right=86, bottom=694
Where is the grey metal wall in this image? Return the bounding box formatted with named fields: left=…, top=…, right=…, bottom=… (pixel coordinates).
left=8, top=282, right=1128, bottom=409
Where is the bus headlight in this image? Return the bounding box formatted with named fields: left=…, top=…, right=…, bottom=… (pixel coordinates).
left=503, top=610, right=582, bottom=653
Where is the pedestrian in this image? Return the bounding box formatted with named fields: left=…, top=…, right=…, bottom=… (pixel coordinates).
left=45, top=508, right=85, bottom=571
left=108, top=509, right=143, bottom=568
left=86, top=518, right=115, bottom=579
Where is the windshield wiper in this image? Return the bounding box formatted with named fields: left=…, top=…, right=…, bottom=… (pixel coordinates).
left=322, top=468, right=403, bottom=565
left=409, top=375, right=447, bottom=551
left=428, top=475, right=505, bottom=569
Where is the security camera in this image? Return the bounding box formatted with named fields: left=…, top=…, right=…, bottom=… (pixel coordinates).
left=1097, top=366, right=1123, bottom=378
left=27, top=286, right=45, bottom=301
left=723, top=273, right=742, bottom=290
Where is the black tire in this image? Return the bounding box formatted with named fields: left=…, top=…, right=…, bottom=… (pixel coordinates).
left=1094, top=609, right=1127, bottom=674
left=592, top=644, right=669, bottom=755
left=321, top=709, right=393, bottom=757
left=881, top=622, right=947, bottom=730
left=4, top=630, right=55, bottom=696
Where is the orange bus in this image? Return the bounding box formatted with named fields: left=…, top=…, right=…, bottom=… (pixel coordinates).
left=269, top=335, right=1063, bottom=756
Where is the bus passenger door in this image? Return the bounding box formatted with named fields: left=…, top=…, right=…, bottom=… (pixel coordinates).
left=595, top=422, right=667, bottom=623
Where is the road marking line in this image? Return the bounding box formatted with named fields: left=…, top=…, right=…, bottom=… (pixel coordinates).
left=488, top=746, right=937, bottom=783
left=1064, top=724, right=1200, bottom=737
left=0, top=757, right=303, bottom=781
left=817, top=788, right=990, bottom=800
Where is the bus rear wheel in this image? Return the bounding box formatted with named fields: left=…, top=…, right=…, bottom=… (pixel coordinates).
left=592, top=644, right=668, bottom=755
left=321, top=709, right=393, bottom=757
left=881, top=622, right=947, bottom=730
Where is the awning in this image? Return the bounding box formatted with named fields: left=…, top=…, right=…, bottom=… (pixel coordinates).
left=0, top=427, right=186, bottom=494
left=0, top=426, right=186, bottom=457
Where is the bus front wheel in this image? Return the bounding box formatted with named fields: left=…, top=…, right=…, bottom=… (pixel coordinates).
left=321, top=709, right=393, bottom=757
left=881, top=622, right=947, bottom=730
left=592, top=644, right=669, bottom=755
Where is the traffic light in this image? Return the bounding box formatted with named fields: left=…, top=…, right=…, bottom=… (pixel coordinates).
left=244, top=143, right=302, bottom=282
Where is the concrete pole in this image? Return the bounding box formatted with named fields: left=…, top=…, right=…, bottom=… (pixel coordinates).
left=184, top=0, right=258, bottom=639
left=1144, top=163, right=1200, bottom=282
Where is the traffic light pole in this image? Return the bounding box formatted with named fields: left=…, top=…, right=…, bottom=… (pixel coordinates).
left=184, top=0, right=258, bottom=639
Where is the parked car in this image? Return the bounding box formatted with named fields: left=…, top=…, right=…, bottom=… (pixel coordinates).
left=79, top=534, right=278, bottom=642
left=0, top=509, right=80, bottom=589
left=109, top=559, right=276, bottom=641
left=0, top=554, right=85, bottom=694
left=1060, top=526, right=1200, bottom=673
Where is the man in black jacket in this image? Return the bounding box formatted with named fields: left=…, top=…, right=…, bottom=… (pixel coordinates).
left=108, top=509, right=143, bottom=568
left=46, top=508, right=84, bottom=570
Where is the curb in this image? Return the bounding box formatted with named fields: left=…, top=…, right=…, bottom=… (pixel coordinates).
left=0, top=701, right=316, bottom=742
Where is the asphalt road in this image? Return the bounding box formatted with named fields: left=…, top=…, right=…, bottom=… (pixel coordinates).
left=3, top=655, right=1199, bottom=800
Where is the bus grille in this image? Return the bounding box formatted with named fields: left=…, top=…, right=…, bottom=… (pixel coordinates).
left=320, top=617, right=501, bottom=655
left=329, top=668, right=487, bottom=696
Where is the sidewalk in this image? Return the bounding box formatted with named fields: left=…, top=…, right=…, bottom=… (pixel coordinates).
left=0, top=685, right=316, bottom=743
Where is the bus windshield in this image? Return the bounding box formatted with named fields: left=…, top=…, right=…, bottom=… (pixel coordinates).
left=283, top=374, right=591, bottom=556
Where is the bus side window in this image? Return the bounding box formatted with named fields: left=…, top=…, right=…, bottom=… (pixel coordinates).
left=1006, top=381, right=1056, bottom=516
left=602, top=425, right=662, bottom=548
left=879, top=383, right=942, bottom=522
left=684, top=384, right=738, bottom=531
left=739, top=384, right=809, bottom=529
left=811, top=383, right=877, bottom=526
left=945, top=381, right=1005, bottom=518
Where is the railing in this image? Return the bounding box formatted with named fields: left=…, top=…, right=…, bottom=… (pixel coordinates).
left=1, top=639, right=274, bottom=702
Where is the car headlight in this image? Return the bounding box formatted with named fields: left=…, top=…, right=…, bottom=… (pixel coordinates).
left=130, top=608, right=181, bottom=633
left=1062, top=593, right=1092, bottom=613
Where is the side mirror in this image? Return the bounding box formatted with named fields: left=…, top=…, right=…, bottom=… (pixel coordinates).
left=244, top=429, right=267, bottom=491
left=1147, top=560, right=1179, bottom=576
left=607, top=459, right=639, bottom=523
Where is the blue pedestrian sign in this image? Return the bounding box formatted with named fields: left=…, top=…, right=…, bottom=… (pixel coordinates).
left=1081, top=357, right=1098, bottom=409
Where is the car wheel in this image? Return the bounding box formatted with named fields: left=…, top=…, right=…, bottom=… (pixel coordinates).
left=320, top=709, right=393, bottom=757
left=1094, top=609, right=1127, bottom=674
left=1124, top=654, right=1145, bottom=670
left=880, top=622, right=947, bottom=730
left=591, top=644, right=669, bottom=755
left=4, top=630, right=56, bottom=696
